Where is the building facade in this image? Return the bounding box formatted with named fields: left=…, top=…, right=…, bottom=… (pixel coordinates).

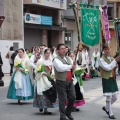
left=0, top=0, right=67, bottom=73
left=23, top=0, right=67, bottom=49
left=62, top=0, right=107, bottom=54
left=0, top=0, right=23, bottom=73
left=107, top=0, right=120, bottom=56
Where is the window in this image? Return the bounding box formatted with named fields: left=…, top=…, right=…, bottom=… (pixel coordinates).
left=107, top=3, right=114, bottom=20
left=65, top=31, right=73, bottom=49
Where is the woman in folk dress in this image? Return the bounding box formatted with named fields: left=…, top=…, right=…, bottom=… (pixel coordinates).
left=7, top=48, right=34, bottom=104
left=33, top=48, right=58, bottom=114
left=68, top=52, right=85, bottom=112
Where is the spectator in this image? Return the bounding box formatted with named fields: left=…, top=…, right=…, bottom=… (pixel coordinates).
left=11, top=50, right=18, bottom=65
left=6, top=46, right=14, bottom=76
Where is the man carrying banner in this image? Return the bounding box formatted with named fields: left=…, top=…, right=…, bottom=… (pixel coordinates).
left=99, top=44, right=119, bottom=119
left=53, top=43, right=76, bottom=120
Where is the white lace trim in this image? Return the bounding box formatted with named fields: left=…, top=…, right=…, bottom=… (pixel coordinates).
left=103, top=91, right=119, bottom=96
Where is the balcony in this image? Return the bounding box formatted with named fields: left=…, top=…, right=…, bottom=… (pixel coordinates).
left=107, top=0, right=120, bottom=2
left=23, top=0, right=67, bottom=10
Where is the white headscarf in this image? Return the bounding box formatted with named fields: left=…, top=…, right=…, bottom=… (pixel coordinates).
left=52, top=48, right=58, bottom=58
left=40, top=47, right=53, bottom=66
left=14, top=48, right=29, bottom=89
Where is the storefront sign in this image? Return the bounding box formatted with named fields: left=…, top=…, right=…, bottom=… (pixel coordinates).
left=25, top=13, right=52, bottom=26
left=32, top=0, right=67, bottom=10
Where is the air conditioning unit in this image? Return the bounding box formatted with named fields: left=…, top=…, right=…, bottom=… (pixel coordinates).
left=0, top=0, right=5, bottom=27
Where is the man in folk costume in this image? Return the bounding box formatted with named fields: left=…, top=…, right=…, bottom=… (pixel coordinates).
left=99, top=44, right=119, bottom=119
left=53, top=44, right=76, bottom=120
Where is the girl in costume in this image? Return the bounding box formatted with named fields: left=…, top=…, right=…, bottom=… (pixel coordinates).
left=68, top=52, right=85, bottom=112
left=33, top=48, right=58, bottom=114
left=7, top=48, right=34, bottom=104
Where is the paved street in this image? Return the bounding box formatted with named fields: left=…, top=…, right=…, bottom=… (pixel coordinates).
left=0, top=75, right=120, bottom=120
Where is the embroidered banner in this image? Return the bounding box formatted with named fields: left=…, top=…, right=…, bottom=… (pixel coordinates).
left=115, top=22, right=120, bottom=46
left=102, top=6, right=111, bottom=41
left=81, top=8, right=100, bottom=46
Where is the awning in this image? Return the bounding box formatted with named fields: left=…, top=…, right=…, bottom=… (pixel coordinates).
left=24, top=23, right=67, bottom=31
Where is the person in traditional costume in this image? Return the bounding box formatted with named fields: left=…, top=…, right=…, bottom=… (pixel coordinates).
left=53, top=44, right=76, bottom=120
left=99, top=44, right=119, bottom=119
left=39, top=45, right=45, bottom=56
left=81, top=47, right=90, bottom=78
left=68, top=52, right=85, bottom=112
left=92, top=49, right=100, bottom=70
left=65, top=46, right=70, bottom=56
left=25, top=49, right=32, bottom=58
left=52, top=48, right=58, bottom=58
left=7, top=48, right=34, bottom=104
left=29, top=46, right=41, bottom=81
left=89, top=49, right=100, bottom=77
left=33, top=48, right=58, bottom=114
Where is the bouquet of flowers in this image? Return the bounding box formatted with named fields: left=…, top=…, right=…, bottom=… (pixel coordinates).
left=75, top=68, right=84, bottom=86
left=14, top=61, right=28, bottom=75
left=75, top=68, right=84, bottom=76
left=94, top=56, right=97, bottom=61
left=37, top=65, right=45, bottom=72
left=37, top=65, right=53, bottom=80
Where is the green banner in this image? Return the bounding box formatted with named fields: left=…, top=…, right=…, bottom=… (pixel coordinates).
left=81, top=8, right=100, bottom=46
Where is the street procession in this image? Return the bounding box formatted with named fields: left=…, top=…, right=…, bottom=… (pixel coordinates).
left=0, top=0, right=120, bottom=120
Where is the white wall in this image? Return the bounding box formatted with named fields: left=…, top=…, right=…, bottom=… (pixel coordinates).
left=0, top=40, right=24, bottom=73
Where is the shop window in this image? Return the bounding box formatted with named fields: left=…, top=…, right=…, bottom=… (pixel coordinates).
left=107, top=3, right=114, bottom=20
left=65, top=31, right=73, bottom=49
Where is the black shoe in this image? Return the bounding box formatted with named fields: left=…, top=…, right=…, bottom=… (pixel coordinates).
left=66, top=114, right=74, bottom=120
left=39, top=108, right=43, bottom=112
left=44, top=111, right=52, bottom=115
left=60, top=117, right=69, bottom=120
left=109, top=115, right=116, bottom=119
left=18, top=100, right=22, bottom=105
left=75, top=108, right=79, bottom=112
left=102, top=107, right=109, bottom=115
left=72, top=107, right=79, bottom=112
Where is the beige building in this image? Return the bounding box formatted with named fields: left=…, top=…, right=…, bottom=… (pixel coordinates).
left=62, top=0, right=106, bottom=54
left=62, top=0, right=119, bottom=56
left=107, top=0, right=120, bottom=56
left=0, top=0, right=23, bottom=73
left=23, top=0, right=67, bottom=49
